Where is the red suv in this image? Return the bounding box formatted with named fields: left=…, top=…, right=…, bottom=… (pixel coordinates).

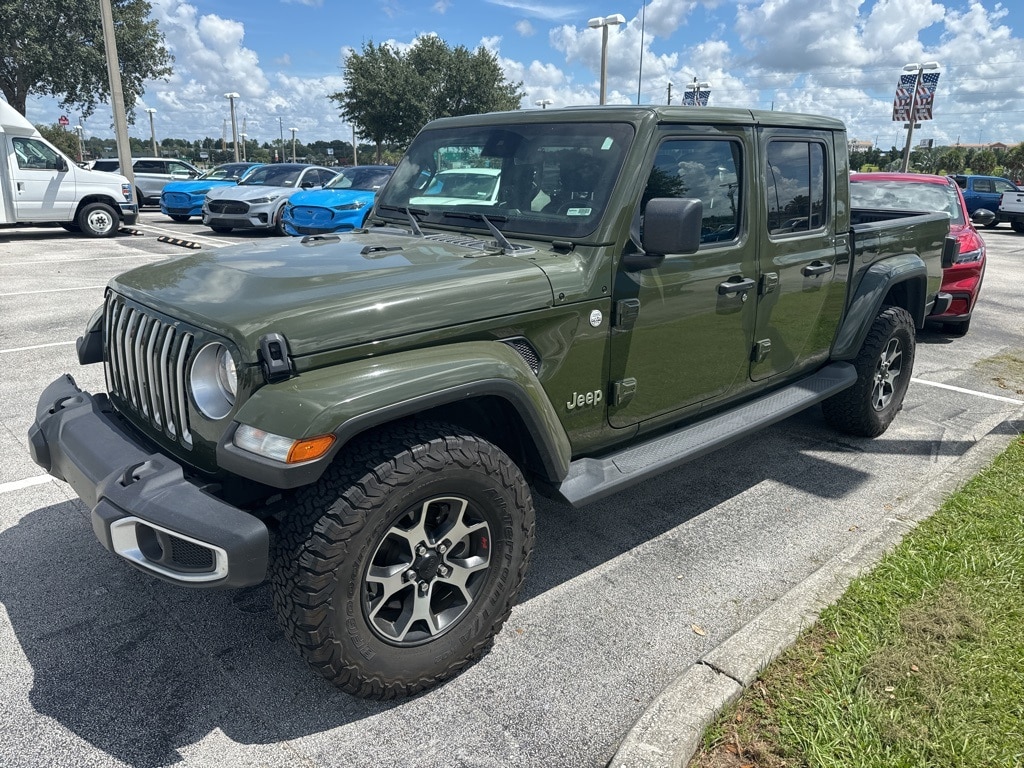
left=850, top=172, right=991, bottom=335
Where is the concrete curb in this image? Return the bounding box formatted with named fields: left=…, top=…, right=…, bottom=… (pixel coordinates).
left=608, top=413, right=1023, bottom=768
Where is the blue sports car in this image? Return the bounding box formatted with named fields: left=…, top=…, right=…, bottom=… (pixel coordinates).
left=282, top=165, right=394, bottom=235
left=160, top=162, right=263, bottom=221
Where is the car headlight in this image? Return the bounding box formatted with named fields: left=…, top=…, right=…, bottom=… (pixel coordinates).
left=190, top=342, right=237, bottom=419
left=332, top=200, right=367, bottom=211
left=249, top=195, right=280, bottom=204
left=954, top=246, right=983, bottom=264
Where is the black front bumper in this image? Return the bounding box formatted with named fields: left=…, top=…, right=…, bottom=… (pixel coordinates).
left=28, top=375, right=268, bottom=588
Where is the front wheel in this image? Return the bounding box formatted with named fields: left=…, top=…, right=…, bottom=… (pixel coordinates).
left=822, top=306, right=915, bottom=437
left=270, top=421, right=535, bottom=698
left=77, top=201, right=119, bottom=237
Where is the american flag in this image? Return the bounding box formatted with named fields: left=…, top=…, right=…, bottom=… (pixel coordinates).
left=892, top=74, right=916, bottom=121
left=915, top=71, right=941, bottom=120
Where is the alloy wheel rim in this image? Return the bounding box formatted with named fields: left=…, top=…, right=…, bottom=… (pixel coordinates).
left=871, top=337, right=903, bottom=411
left=362, top=495, right=492, bottom=645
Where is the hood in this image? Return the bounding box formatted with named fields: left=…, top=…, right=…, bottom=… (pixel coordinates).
left=73, top=166, right=132, bottom=190
left=207, top=184, right=299, bottom=202
left=288, top=188, right=376, bottom=209
left=163, top=179, right=235, bottom=195
left=110, top=231, right=555, bottom=360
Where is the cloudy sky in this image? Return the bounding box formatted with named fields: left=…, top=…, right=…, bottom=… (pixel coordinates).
left=25, top=0, right=1024, bottom=150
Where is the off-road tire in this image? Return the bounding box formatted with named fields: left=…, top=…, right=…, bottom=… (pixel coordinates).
left=270, top=421, right=535, bottom=699
left=169, top=214, right=191, bottom=222
left=822, top=305, right=915, bottom=437
left=77, top=201, right=119, bottom=238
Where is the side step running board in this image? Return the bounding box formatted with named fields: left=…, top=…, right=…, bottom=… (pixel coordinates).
left=557, top=362, right=857, bottom=508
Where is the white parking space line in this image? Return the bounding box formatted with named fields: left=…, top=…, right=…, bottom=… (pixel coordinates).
left=0, top=475, right=52, bottom=495
left=1, top=286, right=106, bottom=297
left=912, top=377, right=1024, bottom=405
left=13, top=254, right=163, bottom=266
left=0, top=341, right=75, bottom=354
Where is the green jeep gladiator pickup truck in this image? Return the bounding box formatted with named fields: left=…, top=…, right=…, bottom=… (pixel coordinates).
left=29, top=106, right=955, bottom=698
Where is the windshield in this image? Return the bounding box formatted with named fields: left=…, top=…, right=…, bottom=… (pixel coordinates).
left=239, top=165, right=303, bottom=187
left=327, top=167, right=393, bottom=191
left=202, top=163, right=256, bottom=181
left=376, top=121, right=635, bottom=238
left=850, top=178, right=965, bottom=226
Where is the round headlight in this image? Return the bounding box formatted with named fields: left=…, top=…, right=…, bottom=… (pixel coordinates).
left=190, top=342, right=237, bottom=420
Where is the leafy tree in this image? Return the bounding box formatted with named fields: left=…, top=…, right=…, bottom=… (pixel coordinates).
left=942, top=147, right=966, bottom=174
left=330, top=37, right=524, bottom=163
left=0, top=0, right=172, bottom=119
left=972, top=149, right=998, bottom=176
left=36, top=123, right=80, bottom=159
left=1004, top=143, right=1024, bottom=182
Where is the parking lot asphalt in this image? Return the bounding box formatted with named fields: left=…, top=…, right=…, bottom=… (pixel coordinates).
left=1, top=213, right=1022, bottom=768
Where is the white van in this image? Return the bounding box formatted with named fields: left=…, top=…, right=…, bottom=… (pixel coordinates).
left=1, top=100, right=138, bottom=237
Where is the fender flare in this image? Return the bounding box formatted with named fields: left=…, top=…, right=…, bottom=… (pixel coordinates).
left=217, top=341, right=572, bottom=489
left=831, top=254, right=927, bottom=360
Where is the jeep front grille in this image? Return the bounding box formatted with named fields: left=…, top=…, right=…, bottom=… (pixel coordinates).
left=104, top=295, right=194, bottom=448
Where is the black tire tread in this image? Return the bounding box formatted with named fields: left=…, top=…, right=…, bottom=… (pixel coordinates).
left=822, top=306, right=915, bottom=438
left=270, top=420, right=535, bottom=699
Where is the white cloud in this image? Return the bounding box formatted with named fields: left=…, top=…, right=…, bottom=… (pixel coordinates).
left=516, top=19, right=535, bottom=36
left=485, top=0, right=581, bottom=22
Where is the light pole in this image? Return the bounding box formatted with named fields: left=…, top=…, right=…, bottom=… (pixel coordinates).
left=239, top=132, right=247, bottom=161
left=73, top=125, right=84, bottom=164
left=587, top=13, right=625, bottom=105
left=899, top=61, right=940, bottom=173
left=224, top=92, right=240, bottom=162
left=145, top=107, right=157, bottom=156
left=290, top=127, right=297, bottom=163
left=535, top=99, right=553, bottom=109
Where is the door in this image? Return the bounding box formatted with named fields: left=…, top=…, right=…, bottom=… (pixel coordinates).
left=9, top=136, right=75, bottom=221
left=608, top=132, right=757, bottom=429
left=750, top=133, right=842, bottom=381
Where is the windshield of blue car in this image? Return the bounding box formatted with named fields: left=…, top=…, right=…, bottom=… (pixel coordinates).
left=238, top=165, right=303, bottom=187
left=850, top=179, right=965, bottom=226
left=326, top=167, right=393, bottom=191
left=375, top=122, right=635, bottom=239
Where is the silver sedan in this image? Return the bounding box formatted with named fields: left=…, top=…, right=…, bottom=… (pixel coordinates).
left=202, top=163, right=338, bottom=235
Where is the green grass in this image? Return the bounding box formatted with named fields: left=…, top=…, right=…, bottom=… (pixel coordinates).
left=691, top=434, right=1024, bottom=768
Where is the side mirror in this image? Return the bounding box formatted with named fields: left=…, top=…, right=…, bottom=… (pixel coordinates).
left=300, top=181, right=315, bottom=189
left=971, top=208, right=996, bottom=227
left=55, top=156, right=68, bottom=173
left=623, top=198, right=703, bottom=271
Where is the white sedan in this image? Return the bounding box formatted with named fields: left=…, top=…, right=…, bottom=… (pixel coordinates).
left=202, top=163, right=338, bottom=235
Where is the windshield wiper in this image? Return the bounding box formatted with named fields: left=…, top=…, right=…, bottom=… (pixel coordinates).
left=442, top=212, right=516, bottom=254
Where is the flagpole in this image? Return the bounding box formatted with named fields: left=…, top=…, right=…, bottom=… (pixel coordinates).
left=899, top=61, right=940, bottom=173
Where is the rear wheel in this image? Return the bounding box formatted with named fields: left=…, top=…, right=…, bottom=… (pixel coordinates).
left=77, top=202, right=119, bottom=238
left=822, top=306, right=915, bottom=437
left=270, top=421, right=535, bottom=698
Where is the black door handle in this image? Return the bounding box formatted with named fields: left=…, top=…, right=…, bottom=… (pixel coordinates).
left=802, top=261, right=833, bottom=276
left=717, top=277, right=757, bottom=295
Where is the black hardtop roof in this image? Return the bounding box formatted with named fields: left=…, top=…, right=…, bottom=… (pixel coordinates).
left=422, top=105, right=846, bottom=133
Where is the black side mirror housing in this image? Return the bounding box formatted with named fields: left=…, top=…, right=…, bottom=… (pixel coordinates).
left=623, top=197, right=703, bottom=271
left=971, top=208, right=996, bottom=227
